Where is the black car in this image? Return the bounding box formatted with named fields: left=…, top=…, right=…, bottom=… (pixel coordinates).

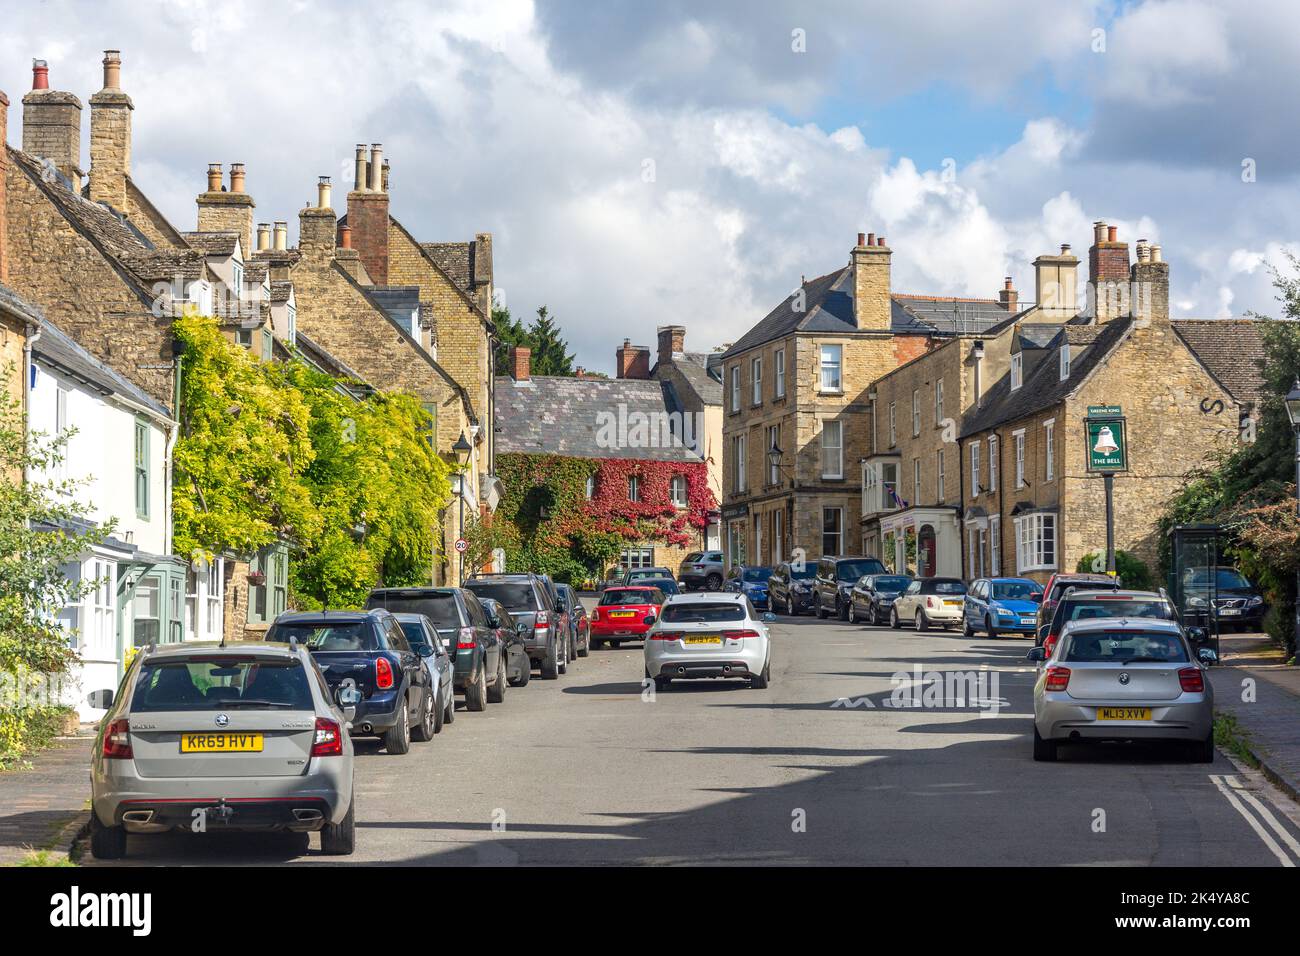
left=723, top=565, right=773, bottom=609
left=814, top=556, right=887, bottom=621
left=477, top=597, right=533, bottom=687
left=1184, top=567, right=1266, bottom=632
left=267, top=609, right=434, bottom=754
left=555, top=583, right=590, bottom=659
left=848, top=573, right=913, bottom=625
left=768, top=562, right=816, bottom=615
left=464, top=573, right=570, bottom=679
left=365, top=587, right=509, bottom=711
left=1037, top=572, right=1120, bottom=630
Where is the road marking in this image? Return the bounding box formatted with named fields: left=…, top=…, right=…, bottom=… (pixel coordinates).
left=1225, top=775, right=1300, bottom=859
left=1208, top=774, right=1296, bottom=866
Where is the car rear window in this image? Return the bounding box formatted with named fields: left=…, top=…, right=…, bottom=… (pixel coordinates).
left=920, top=579, right=966, bottom=594
left=640, top=579, right=679, bottom=594
left=131, top=658, right=314, bottom=712
left=835, top=559, right=884, bottom=581
left=741, top=567, right=772, bottom=582
left=1062, top=631, right=1189, bottom=663
left=367, top=591, right=465, bottom=627
left=1061, top=598, right=1172, bottom=624
left=396, top=621, right=433, bottom=654
left=873, top=576, right=910, bottom=591
left=267, top=621, right=379, bottom=651
left=660, top=602, right=747, bottom=623
left=463, top=581, right=537, bottom=611
left=600, top=588, right=660, bottom=606
left=1050, top=579, right=1115, bottom=602
left=683, top=552, right=703, bottom=563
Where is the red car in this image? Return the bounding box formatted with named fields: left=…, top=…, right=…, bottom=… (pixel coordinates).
left=589, top=586, right=665, bottom=649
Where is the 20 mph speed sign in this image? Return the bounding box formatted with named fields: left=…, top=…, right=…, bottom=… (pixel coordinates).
left=454, top=538, right=468, bottom=553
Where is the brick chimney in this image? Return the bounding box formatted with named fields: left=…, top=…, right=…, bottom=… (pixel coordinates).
left=298, top=176, right=337, bottom=260
left=196, top=161, right=255, bottom=256
left=510, top=345, right=531, bottom=382
left=1088, top=220, right=1131, bottom=323
left=657, top=325, right=686, bottom=367
left=88, top=50, right=132, bottom=209
left=348, top=143, right=389, bottom=283
left=0, top=89, right=8, bottom=284
left=998, top=277, right=1018, bottom=313
left=616, top=339, right=651, bottom=379
left=22, top=59, right=83, bottom=186
left=851, top=230, right=891, bottom=330
left=1131, top=241, right=1169, bottom=328
left=1033, top=243, right=1079, bottom=317
left=472, top=232, right=494, bottom=315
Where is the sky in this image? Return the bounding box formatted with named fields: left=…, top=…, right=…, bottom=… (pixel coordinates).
left=3, top=0, right=1298, bottom=372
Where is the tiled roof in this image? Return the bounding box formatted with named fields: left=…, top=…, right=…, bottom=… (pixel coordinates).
left=243, top=262, right=269, bottom=286
left=0, top=282, right=45, bottom=326
left=182, top=231, right=240, bottom=256
left=420, top=242, right=473, bottom=293
left=1172, top=319, right=1271, bottom=407
left=33, top=319, right=170, bottom=418
left=254, top=248, right=302, bottom=268
left=118, top=249, right=207, bottom=283
left=892, top=294, right=1012, bottom=336
left=295, top=331, right=372, bottom=389
left=270, top=280, right=293, bottom=304
left=670, top=351, right=724, bottom=406
left=494, top=375, right=705, bottom=462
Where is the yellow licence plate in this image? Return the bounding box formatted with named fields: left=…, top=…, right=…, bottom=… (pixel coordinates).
left=943, top=600, right=962, bottom=606
left=683, top=636, right=722, bottom=645
left=610, top=611, right=635, bottom=618
left=1095, top=707, right=1152, bottom=721
left=180, top=733, right=264, bottom=753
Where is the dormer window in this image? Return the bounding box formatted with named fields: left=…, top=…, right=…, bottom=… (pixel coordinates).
left=1059, top=343, right=1070, bottom=380
left=1010, top=352, right=1023, bottom=391
left=232, top=262, right=244, bottom=296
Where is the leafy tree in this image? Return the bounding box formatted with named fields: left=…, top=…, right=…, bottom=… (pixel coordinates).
left=528, top=306, right=575, bottom=376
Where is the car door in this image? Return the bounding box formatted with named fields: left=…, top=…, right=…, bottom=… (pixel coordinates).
left=384, top=617, right=426, bottom=715
left=423, top=620, right=451, bottom=702
left=965, top=580, right=984, bottom=628
left=899, top=580, right=922, bottom=618
left=464, top=593, right=499, bottom=674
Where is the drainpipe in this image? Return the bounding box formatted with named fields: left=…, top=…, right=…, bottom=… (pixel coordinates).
left=22, top=321, right=42, bottom=486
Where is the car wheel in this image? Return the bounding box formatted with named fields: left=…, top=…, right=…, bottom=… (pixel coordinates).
left=431, top=687, right=446, bottom=734
left=750, top=657, right=771, bottom=689
left=541, top=638, right=560, bottom=679
left=558, top=636, right=569, bottom=675
left=706, top=573, right=722, bottom=590
left=915, top=610, right=929, bottom=632
left=962, top=616, right=974, bottom=637
left=838, top=597, right=849, bottom=621
left=465, top=665, right=489, bottom=710
left=320, top=790, right=356, bottom=856
left=815, top=595, right=828, bottom=619
left=985, top=616, right=998, bottom=639
left=847, top=602, right=856, bottom=624
left=654, top=676, right=670, bottom=692
left=1032, top=725, right=1057, bottom=762
left=412, top=691, right=436, bottom=741
left=487, top=652, right=507, bottom=704
left=89, top=814, right=127, bottom=860
left=890, top=607, right=901, bottom=629
left=384, top=698, right=412, bottom=753
left=1191, top=728, right=1216, bottom=763
left=577, top=631, right=590, bottom=657
left=509, top=654, right=531, bottom=687
left=444, top=691, right=455, bottom=725
left=590, top=637, right=604, bottom=651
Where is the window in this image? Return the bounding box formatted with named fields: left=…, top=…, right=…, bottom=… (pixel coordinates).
left=248, top=545, right=289, bottom=625
left=751, top=356, right=763, bottom=405
left=1059, top=344, right=1070, bottom=380
left=820, top=344, right=842, bottom=392
left=233, top=261, right=244, bottom=293
left=262, top=328, right=273, bottom=361
left=1015, top=513, right=1057, bottom=572
left=935, top=379, right=944, bottom=425
left=911, top=389, right=920, bottom=436
left=774, top=348, right=786, bottom=398
left=621, top=547, right=654, bottom=570
left=1013, top=430, right=1026, bottom=488
left=936, top=449, right=945, bottom=501
left=236, top=328, right=252, bottom=347
left=733, top=434, right=746, bottom=493
left=1044, top=420, right=1055, bottom=481
left=669, top=474, right=687, bottom=506
left=287, top=304, right=297, bottom=346
left=421, top=402, right=438, bottom=447
left=767, top=424, right=780, bottom=485
left=888, top=402, right=897, bottom=446
left=628, top=474, right=640, bottom=502
left=989, top=516, right=1001, bottom=576
left=966, top=526, right=979, bottom=578
left=729, top=365, right=740, bottom=412
left=821, top=420, right=843, bottom=479
left=585, top=474, right=595, bottom=499
left=1010, top=352, right=1023, bottom=391
left=913, top=457, right=921, bottom=504
left=822, top=507, right=843, bottom=556
left=82, top=558, right=116, bottom=657
left=969, top=443, right=980, bottom=497
left=988, top=435, right=998, bottom=494
left=881, top=461, right=899, bottom=510
left=54, top=384, right=68, bottom=484
left=132, top=575, right=161, bottom=647
left=134, top=420, right=150, bottom=519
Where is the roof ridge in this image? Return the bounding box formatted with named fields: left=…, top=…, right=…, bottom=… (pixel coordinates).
left=892, top=293, right=1000, bottom=303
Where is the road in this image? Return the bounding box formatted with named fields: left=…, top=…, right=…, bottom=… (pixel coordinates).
left=88, top=610, right=1300, bottom=866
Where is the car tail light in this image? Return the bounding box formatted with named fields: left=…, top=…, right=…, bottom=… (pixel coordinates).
left=535, top=610, right=550, bottom=630
left=727, top=629, right=760, bottom=640
left=102, top=719, right=132, bottom=759
left=651, top=631, right=683, bottom=642
left=1044, top=666, right=1071, bottom=692
left=591, top=608, right=601, bottom=621
left=312, top=717, right=343, bottom=757
left=926, top=596, right=938, bottom=609
left=1178, top=667, right=1205, bottom=693
left=375, top=656, right=395, bottom=690
left=457, top=626, right=477, bottom=650
left=1043, top=633, right=1058, bottom=658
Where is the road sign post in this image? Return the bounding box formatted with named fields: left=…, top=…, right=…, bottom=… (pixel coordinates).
left=1085, top=406, right=1128, bottom=576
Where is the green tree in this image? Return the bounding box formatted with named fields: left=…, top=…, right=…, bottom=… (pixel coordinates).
left=528, top=306, right=575, bottom=376
left=491, top=305, right=530, bottom=376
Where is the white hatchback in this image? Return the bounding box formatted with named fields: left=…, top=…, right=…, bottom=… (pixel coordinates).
left=644, top=593, right=773, bottom=690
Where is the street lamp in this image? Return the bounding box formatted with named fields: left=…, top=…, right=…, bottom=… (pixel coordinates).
left=1284, top=381, right=1300, bottom=653
left=453, top=431, right=473, bottom=582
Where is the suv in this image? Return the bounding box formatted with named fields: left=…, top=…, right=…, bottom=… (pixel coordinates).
left=555, top=583, right=590, bottom=659
left=88, top=640, right=356, bottom=859
left=463, top=573, right=570, bottom=679
left=624, top=566, right=675, bottom=586
left=268, top=609, right=434, bottom=754
left=814, top=556, right=886, bottom=620
left=364, top=588, right=508, bottom=711
left=679, top=551, right=725, bottom=590
left=1183, top=567, right=1266, bottom=632
left=1037, top=572, right=1120, bottom=630
left=768, top=561, right=817, bottom=615
left=1039, top=588, right=1178, bottom=656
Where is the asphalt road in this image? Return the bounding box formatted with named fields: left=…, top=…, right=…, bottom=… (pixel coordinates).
left=89, top=611, right=1300, bottom=866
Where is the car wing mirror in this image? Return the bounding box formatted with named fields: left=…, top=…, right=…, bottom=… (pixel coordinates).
left=516, top=621, right=529, bottom=634
left=1025, top=647, right=1046, bottom=663
left=1030, top=592, right=1043, bottom=601
left=1186, top=626, right=1207, bottom=643
left=1197, top=647, right=1218, bottom=664
left=643, top=614, right=657, bottom=626
left=762, top=612, right=776, bottom=623
left=87, top=688, right=114, bottom=710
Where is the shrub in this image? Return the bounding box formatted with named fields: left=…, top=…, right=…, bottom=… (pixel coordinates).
left=1075, top=550, right=1153, bottom=590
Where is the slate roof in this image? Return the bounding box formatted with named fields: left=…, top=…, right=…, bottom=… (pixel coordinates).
left=1172, top=319, right=1271, bottom=407
left=721, top=264, right=1014, bottom=359
left=365, top=286, right=422, bottom=330
left=254, top=248, right=302, bottom=269
left=494, top=375, right=705, bottom=462
left=0, top=282, right=45, bottom=327
left=960, top=320, right=1132, bottom=438
left=182, top=231, right=240, bottom=257
left=33, top=319, right=170, bottom=419
left=243, top=261, right=269, bottom=287
left=668, top=351, right=724, bottom=406
left=421, top=242, right=473, bottom=293
left=270, top=280, right=293, bottom=304
left=118, top=249, right=208, bottom=283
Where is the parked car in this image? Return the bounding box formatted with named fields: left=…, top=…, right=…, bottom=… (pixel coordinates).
left=624, top=566, right=676, bottom=586
left=268, top=609, right=434, bottom=753
left=963, top=577, right=1043, bottom=638
left=634, top=576, right=679, bottom=597
left=723, top=565, right=773, bottom=609
left=768, top=562, right=817, bottom=615
left=364, top=588, right=508, bottom=711
left=679, top=550, right=725, bottom=590
left=1037, top=572, right=1120, bottom=630
left=392, top=613, right=456, bottom=734
left=643, top=592, right=775, bottom=690
left=591, top=585, right=665, bottom=648
left=891, top=578, right=967, bottom=631
left=476, top=597, right=532, bottom=687
left=848, top=573, right=913, bottom=625
left=462, top=573, right=569, bottom=679
left=596, top=566, right=624, bottom=592
left=1038, top=588, right=1178, bottom=657
left=1027, top=618, right=1216, bottom=762
left=1183, top=566, right=1266, bottom=632
left=555, top=583, right=590, bottom=658
left=814, top=556, right=887, bottom=620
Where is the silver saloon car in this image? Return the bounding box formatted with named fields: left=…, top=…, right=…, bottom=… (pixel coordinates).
left=643, top=592, right=773, bottom=690
left=88, top=641, right=357, bottom=859
left=1029, top=618, right=1215, bottom=763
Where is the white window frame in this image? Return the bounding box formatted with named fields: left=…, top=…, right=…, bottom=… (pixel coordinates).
left=822, top=507, right=843, bottom=556
left=669, top=474, right=687, bottom=507
left=751, top=355, right=763, bottom=406
left=1013, top=429, right=1026, bottom=489
left=913, top=457, right=922, bottom=505
left=888, top=402, right=897, bottom=447
left=585, top=474, right=595, bottom=499
left=989, top=516, right=1001, bottom=576
left=969, top=442, right=980, bottom=498
left=628, top=474, right=640, bottom=502
left=729, top=365, right=740, bottom=412
left=733, top=434, right=746, bottom=493
left=1014, top=513, right=1057, bottom=573
left=882, top=461, right=899, bottom=512
left=935, top=378, right=944, bottom=426
left=936, top=449, right=945, bottom=501
left=988, top=435, right=998, bottom=495
left=1059, top=344, right=1070, bottom=380
left=1010, top=352, right=1023, bottom=391
left=1044, top=419, right=1055, bottom=482
left=821, top=420, right=844, bottom=480
left=819, top=344, right=842, bottom=393
left=911, top=389, right=920, bottom=437
left=774, top=348, right=786, bottom=398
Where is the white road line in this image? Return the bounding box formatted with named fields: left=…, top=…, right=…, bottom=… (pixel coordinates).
left=1208, top=774, right=1295, bottom=867
left=1225, top=775, right=1300, bottom=859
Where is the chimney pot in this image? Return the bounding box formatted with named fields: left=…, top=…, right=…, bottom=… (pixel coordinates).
left=1060, top=243, right=1071, bottom=254
left=866, top=232, right=875, bottom=246
left=101, top=50, right=121, bottom=90
left=31, top=59, right=48, bottom=90
left=229, top=162, right=246, bottom=194
left=1107, top=225, right=1118, bottom=243
left=876, top=236, right=886, bottom=246
left=206, top=163, right=223, bottom=192
left=317, top=175, right=332, bottom=210
left=857, top=232, right=865, bottom=247
left=339, top=224, right=352, bottom=249
left=1150, top=244, right=1162, bottom=263
left=354, top=144, right=367, bottom=191
left=1004, top=277, right=1013, bottom=290
left=368, top=144, right=384, bottom=192
left=273, top=221, right=288, bottom=251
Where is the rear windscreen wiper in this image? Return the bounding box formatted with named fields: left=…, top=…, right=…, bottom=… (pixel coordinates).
left=223, top=699, right=297, bottom=708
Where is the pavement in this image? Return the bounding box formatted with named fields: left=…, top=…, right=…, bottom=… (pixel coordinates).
left=1210, top=632, right=1300, bottom=802
left=0, top=736, right=92, bottom=865
left=41, top=611, right=1298, bottom=866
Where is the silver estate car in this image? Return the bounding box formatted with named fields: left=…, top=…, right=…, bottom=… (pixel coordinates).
left=643, top=592, right=774, bottom=691
left=1028, top=618, right=1215, bottom=763
left=87, top=641, right=357, bottom=859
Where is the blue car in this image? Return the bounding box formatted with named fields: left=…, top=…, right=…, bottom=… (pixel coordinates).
left=724, top=565, right=773, bottom=609
left=963, top=577, right=1043, bottom=637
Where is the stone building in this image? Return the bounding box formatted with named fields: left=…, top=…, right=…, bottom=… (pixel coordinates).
left=720, top=231, right=1014, bottom=569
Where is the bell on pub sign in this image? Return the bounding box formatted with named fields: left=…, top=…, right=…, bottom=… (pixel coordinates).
left=1093, top=425, right=1119, bottom=455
